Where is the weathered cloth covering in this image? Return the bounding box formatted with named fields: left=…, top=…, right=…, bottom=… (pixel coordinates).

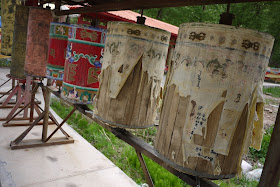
left=165, top=23, right=274, bottom=175
left=101, top=22, right=170, bottom=99
left=94, top=21, right=170, bottom=128
left=10, top=5, right=29, bottom=79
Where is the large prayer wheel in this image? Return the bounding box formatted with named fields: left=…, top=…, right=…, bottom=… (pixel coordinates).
left=154, top=23, right=274, bottom=179
left=94, top=22, right=171, bottom=128
left=24, top=7, right=52, bottom=78
left=10, top=5, right=29, bottom=79
left=62, top=25, right=106, bottom=104
left=1, top=0, right=21, bottom=55
left=46, top=22, right=71, bottom=80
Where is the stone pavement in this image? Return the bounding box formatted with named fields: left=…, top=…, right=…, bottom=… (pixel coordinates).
left=0, top=68, right=138, bottom=187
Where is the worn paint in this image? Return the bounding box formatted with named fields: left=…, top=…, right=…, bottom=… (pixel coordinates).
left=46, top=22, right=71, bottom=81
left=158, top=23, right=274, bottom=175
left=24, top=7, right=52, bottom=77
left=1, top=0, right=21, bottom=55
left=62, top=25, right=106, bottom=104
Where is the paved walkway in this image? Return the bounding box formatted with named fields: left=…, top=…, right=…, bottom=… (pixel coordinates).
left=263, top=81, right=280, bottom=88
left=0, top=68, right=137, bottom=187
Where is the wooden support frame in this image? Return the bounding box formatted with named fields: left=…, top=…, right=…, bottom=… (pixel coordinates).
left=52, top=86, right=280, bottom=186
left=0, top=80, right=24, bottom=108
left=51, top=89, right=218, bottom=187
left=1, top=77, right=50, bottom=126
left=0, top=75, right=40, bottom=108
left=10, top=79, right=74, bottom=150
left=0, top=77, right=12, bottom=95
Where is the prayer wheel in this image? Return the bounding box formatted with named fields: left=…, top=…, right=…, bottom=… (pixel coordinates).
left=1, top=0, right=21, bottom=55
left=94, top=22, right=171, bottom=128
left=62, top=25, right=106, bottom=104
left=10, top=5, right=29, bottom=79
left=154, top=23, right=274, bottom=179
left=24, top=7, right=52, bottom=78
left=46, top=23, right=71, bottom=80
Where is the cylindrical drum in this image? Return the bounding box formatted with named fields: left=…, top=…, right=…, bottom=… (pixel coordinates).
left=46, top=22, right=71, bottom=80
left=24, top=7, right=52, bottom=78
left=10, top=5, right=29, bottom=79
left=1, top=0, right=21, bottom=55
left=62, top=25, right=106, bottom=104
left=155, top=23, right=274, bottom=179
left=94, top=22, right=171, bottom=128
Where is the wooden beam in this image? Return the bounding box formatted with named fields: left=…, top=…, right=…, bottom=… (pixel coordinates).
left=10, top=137, right=74, bottom=150
left=61, top=0, right=87, bottom=6
left=54, top=0, right=276, bottom=16
left=258, top=104, right=280, bottom=187
left=40, top=0, right=54, bottom=4
left=42, top=79, right=52, bottom=142
left=2, top=120, right=55, bottom=127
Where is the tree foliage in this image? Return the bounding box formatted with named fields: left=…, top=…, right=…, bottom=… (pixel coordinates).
left=142, top=2, right=280, bottom=67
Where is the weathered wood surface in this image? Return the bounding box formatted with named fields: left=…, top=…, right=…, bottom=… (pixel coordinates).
left=258, top=104, right=280, bottom=187
left=9, top=82, right=74, bottom=150
left=42, top=79, right=52, bottom=142
left=96, top=59, right=156, bottom=128
left=95, top=22, right=170, bottom=128
left=155, top=85, right=245, bottom=179
left=155, top=22, right=275, bottom=179
left=10, top=137, right=74, bottom=150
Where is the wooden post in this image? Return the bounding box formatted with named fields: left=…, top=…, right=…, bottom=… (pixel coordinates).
left=12, top=79, right=15, bottom=89
left=42, top=79, right=52, bottom=142
left=53, top=0, right=61, bottom=22
left=136, top=150, right=154, bottom=187
left=55, top=0, right=61, bottom=10
left=24, top=76, right=32, bottom=118
left=258, top=103, right=280, bottom=187
left=29, top=78, right=36, bottom=122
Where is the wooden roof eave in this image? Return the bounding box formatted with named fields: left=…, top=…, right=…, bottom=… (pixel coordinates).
left=54, top=0, right=277, bottom=16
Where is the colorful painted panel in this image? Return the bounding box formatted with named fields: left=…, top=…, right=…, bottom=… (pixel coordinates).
left=46, top=22, right=71, bottom=80
left=62, top=25, right=106, bottom=104
left=1, top=0, right=21, bottom=55
left=24, top=7, right=52, bottom=78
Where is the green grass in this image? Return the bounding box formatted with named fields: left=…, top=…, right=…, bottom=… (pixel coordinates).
left=51, top=97, right=273, bottom=187
left=214, top=175, right=259, bottom=187
left=51, top=98, right=188, bottom=186
left=0, top=58, right=11, bottom=67
left=263, top=87, right=280, bottom=98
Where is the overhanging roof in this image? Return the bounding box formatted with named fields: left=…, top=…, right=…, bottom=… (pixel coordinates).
left=109, top=11, right=179, bottom=35
left=54, top=0, right=277, bottom=16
